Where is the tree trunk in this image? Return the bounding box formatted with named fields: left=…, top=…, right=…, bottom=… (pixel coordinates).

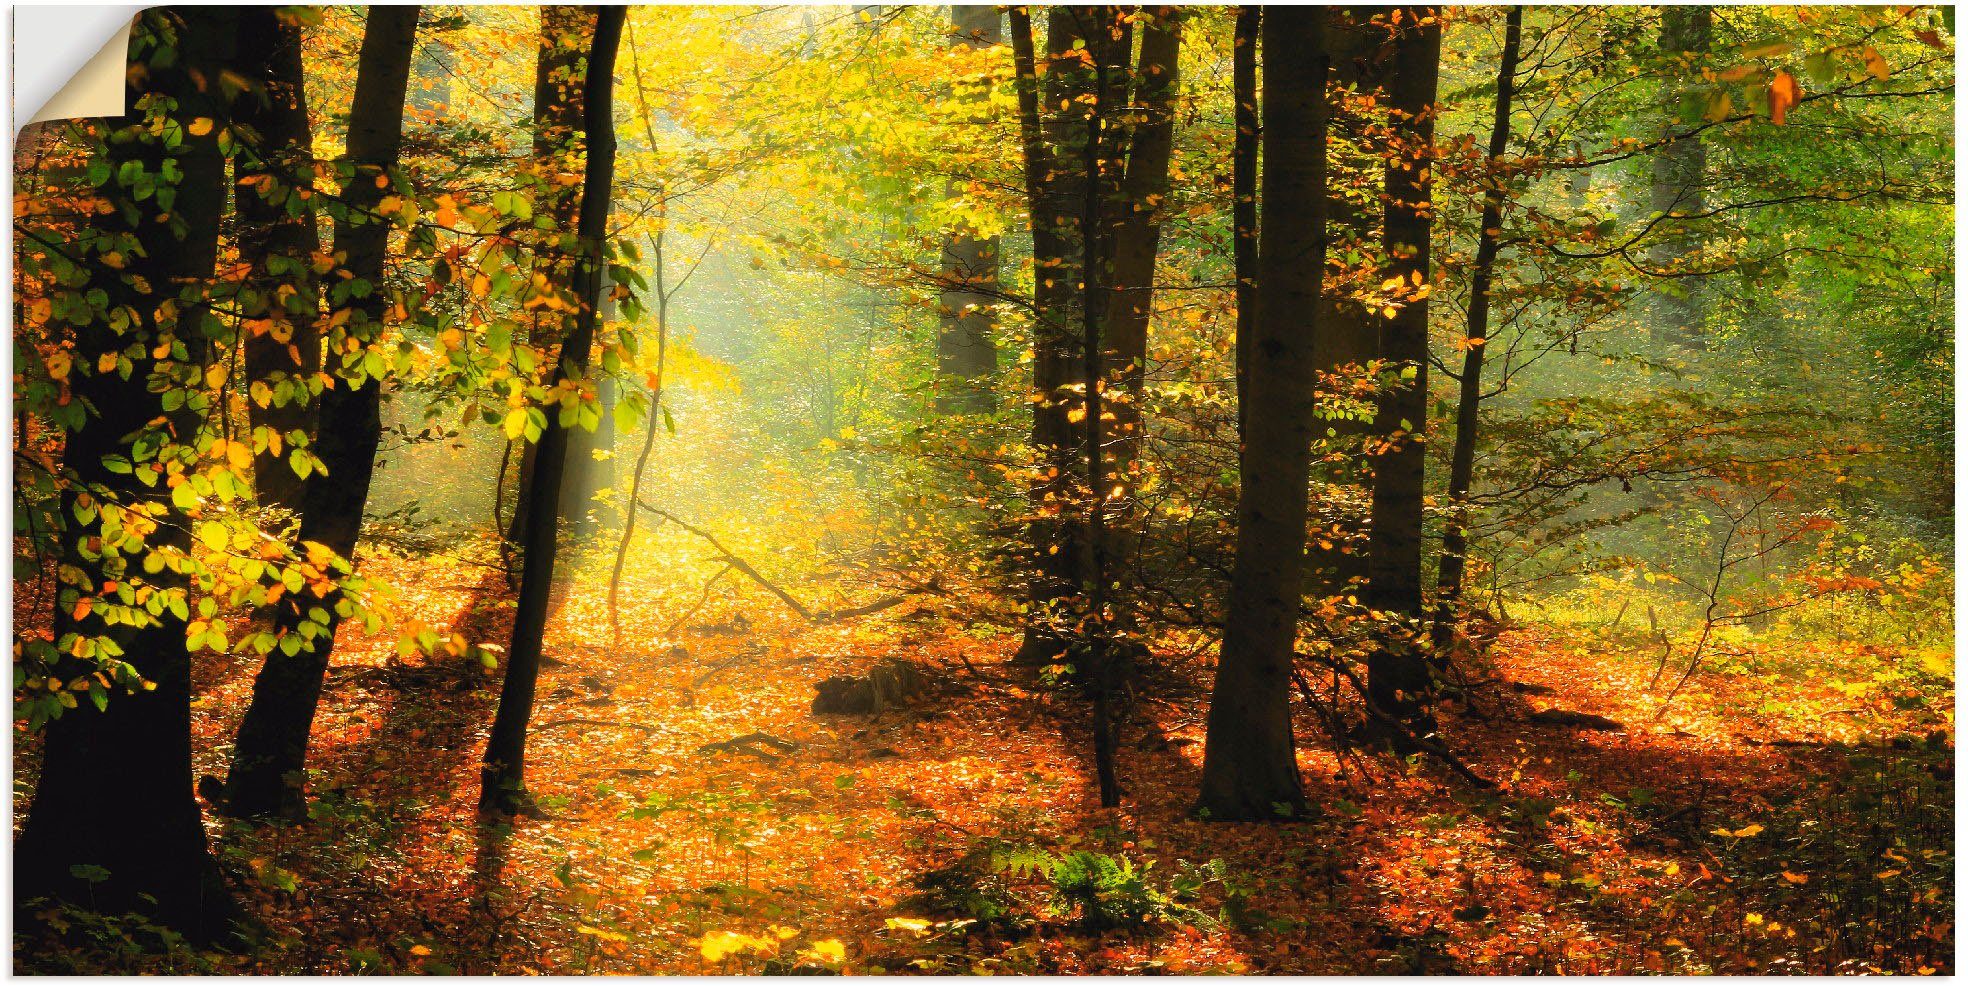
left=1010, top=6, right=1099, bottom=665
left=1648, top=4, right=1710, bottom=351
left=1195, top=5, right=1328, bottom=823
left=222, top=5, right=422, bottom=821
left=1102, top=7, right=1182, bottom=488
left=505, top=5, right=598, bottom=555
left=935, top=5, right=1003, bottom=415
left=1364, top=5, right=1441, bottom=727
left=236, top=7, right=323, bottom=520
left=1434, top=7, right=1521, bottom=641
left=558, top=293, right=618, bottom=543
left=1232, top=6, right=1259, bottom=438
left=16, top=8, right=243, bottom=938
left=1305, top=8, right=1391, bottom=596
left=481, top=5, right=626, bottom=816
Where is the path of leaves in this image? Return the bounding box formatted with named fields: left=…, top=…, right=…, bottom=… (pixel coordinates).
left=19, top=553, right=1955, bottom=974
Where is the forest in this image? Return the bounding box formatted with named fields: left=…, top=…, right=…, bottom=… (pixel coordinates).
left=9, top=2, right=1955, bottom=975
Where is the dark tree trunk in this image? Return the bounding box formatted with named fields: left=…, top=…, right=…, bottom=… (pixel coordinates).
left=15, top=8, right=243, bottom=939
left=236, top=7, right=323, bottom=519
left=1231, top=6, right=1259, bottom=438
left=222, top=5, right=422, bottom=821
left=1434, top=7, right=1521, bottom=641
left=1195, top=5, right=1328, bottom=823
left=1649, top=4, right=1710, bottom=351
left=1364, top=5, right=1441, bottom=726
left=1102, top=7, right=1182, bottom=487
left=505, top=5, right=597, bottom=554
left=481, top=5, right=626, bottom=816
left=1304, top=8, right=1390, bottom=595
left=1010, top=6, right=1099, bottom=665
left=935, top=5, right=1003, bottom=415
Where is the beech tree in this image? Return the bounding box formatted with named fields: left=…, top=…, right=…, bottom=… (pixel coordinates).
left=482, top=5, right=629, bottom=816
left=1649, top=4, right=1713, bottom=350
left=222, top=5, right=423, bottom=820
left=1434, top=6, right=1523, bottom=641
left=1196, top=5, right=1329, bottom=822
left=15, top=8, right=246, bottom=937
left=236, top=7, right=323, bottom=520
left=934, top=5, right=1004, bottom=415
left=1363, top=6, right=1442, bottom=728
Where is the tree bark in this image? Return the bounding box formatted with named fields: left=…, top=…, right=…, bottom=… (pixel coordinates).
left=1433, top=7, right=1521, bottom=641
left=935, top=5, right=1003, bottom=415
left=1648, top=4, right=1710, bottom=351
left=1231, top=6, right=1259, bottom=438
left=16, top=8, right=243, bottom=938
left=1102, top=7, right=1182, bottom=488
left=1010, top=6, right=1100, bottom=665
left=1364, top=5, right=1441, bottom=726
left=236, top=7, right=323, bottom=520
left=222, top=5, right=422, bottom=821
left=1305, top=8, right=1392, bottom=596
left=481, top=5, right=626, bottom=816
left=505, top=5, right=598, bottom=554
left=1196, top=5, right=1327, bottom=823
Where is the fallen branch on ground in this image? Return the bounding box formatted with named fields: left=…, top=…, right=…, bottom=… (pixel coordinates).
left=637, top=500, right=933, bottom=624
left=1296, top=650, right=1497, bottom=789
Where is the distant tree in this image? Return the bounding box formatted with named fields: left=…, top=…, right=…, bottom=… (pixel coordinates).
left=1649, top=5, right=1712, bottom=351
left=1196, top=5, right=1329, bottom=822
left=935, top=5, right=1004, bottom=415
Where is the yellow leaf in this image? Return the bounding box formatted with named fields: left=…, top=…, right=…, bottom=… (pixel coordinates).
left=199, top=520, right=228, bottom=552
left=885, top=917, right=932, bottom=934
left=187, top=117, right=214, bottom=136
left=801, top=939, right=846, bottom=965
left=504, top=409, right=528, bottom=440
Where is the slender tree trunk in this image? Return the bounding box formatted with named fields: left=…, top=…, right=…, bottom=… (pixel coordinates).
left=1364, top=5, right=1441, bottom=727
left=1102, top=8, right=1182, bottom=488
left=1232, top=6, right=1259, bottom=438
left=222, top=6, right=422, bottom=821
left=1010, top=6, right=1098, bottom=665
left=1080, top=35, right=1121, bottom=809
left=16, top=8, right=243, bottom=938
left=1195, top=6, right=1327, bottom=822
left=505, top=5, right=597, bottom=555
left=1434, top=7, right=1521, bottom=641
left=481, top=5, right=626, bottom=816
left=935, top=5, right=1003, bottom=415
left=237, top=7, right=323, bottom=520
left=1649, top=4, right=1710, bottom=351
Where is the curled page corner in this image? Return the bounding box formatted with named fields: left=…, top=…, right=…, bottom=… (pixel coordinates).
left=13, top=6, right=144, bottom=131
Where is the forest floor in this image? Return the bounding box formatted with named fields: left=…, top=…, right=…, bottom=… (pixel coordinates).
left=14, top=551, right=1956, bottom=975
